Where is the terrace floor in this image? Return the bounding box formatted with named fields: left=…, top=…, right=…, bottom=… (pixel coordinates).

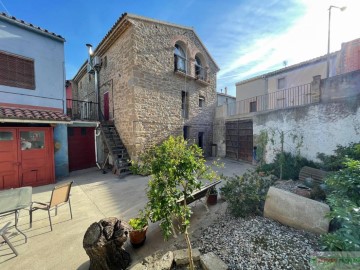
left=0, top=158, right=253, bottom=269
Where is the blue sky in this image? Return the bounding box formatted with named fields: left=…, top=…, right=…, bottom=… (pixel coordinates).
left=1, top=0, right=358, bottom=96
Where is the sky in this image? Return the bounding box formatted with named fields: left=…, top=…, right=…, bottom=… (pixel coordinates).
left=0, top=0, right=359, bottom=96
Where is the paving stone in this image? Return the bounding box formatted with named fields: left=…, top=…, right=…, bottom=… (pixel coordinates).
left=173, top=248, right=201, bottom=265
left=200, top=252, right=228, bottom=270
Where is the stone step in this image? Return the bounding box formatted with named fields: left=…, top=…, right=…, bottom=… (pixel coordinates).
left=200, top=252, right=228, bottom=270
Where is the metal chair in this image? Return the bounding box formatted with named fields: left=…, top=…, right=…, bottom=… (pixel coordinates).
left=0, top=222, right=18, bottom=256
left=29, top=181, right=73, bottom=231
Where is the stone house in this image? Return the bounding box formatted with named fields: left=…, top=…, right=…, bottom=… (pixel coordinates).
left=71, top=13, right=219, bottom=167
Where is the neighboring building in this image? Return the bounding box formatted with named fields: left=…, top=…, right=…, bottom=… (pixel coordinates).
left=0, top=13, right=69, bottom=189
left=70, top=13, right=219, bottom=174
left=233, top=38, right=360, bottom=115
left=217, top=87, right=235, bottom=106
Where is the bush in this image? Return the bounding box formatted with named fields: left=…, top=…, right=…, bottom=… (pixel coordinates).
left=220, top=171, right=276, bottom=217
left=317, top=142, right=360, bottom=171
left=257, top=152, right=318, bottom=180
left=321, top=158, right=360, bottom=251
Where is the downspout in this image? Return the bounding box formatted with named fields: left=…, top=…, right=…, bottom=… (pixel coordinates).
left=95, top=122, right=102, bottom=169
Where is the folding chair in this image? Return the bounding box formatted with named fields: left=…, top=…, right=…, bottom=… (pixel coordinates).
left=0, top=222, right=18, bottom=256
left=29, top=181, right=73, bottom=231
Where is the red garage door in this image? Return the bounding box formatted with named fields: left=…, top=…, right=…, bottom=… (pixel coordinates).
left=0, top=127, right=55, bottom=189
left=68, top=127, right=96, bottom=171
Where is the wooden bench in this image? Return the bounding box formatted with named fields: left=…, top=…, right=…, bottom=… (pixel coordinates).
left=176, top=180, right=221, bottom=209
left=299, top=166, right=329, bottom=185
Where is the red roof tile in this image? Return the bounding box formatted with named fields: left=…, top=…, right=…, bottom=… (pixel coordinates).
left=0, top=106, right=71, bottom=122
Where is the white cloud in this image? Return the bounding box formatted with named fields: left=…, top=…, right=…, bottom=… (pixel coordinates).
left=217, top=0, right=360, bottom=96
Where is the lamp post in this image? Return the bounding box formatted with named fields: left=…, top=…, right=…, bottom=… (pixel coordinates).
left=86, top=43, right=102, bottom=121
left=327, top=5, right=346, bottom=78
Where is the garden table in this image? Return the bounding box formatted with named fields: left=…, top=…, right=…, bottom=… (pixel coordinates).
left=0, top=186, right=32, bottom=243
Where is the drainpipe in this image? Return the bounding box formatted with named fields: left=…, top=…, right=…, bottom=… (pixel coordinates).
left=95, top=122, right=102, bottom=169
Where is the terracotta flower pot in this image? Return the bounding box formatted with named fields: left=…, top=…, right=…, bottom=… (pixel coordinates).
left=207, top=194, right=218, bottom=205
left=129, top=225, right=148, bottom=248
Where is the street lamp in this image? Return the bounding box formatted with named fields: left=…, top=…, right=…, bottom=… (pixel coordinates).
left=86, top=43, right=102, bottom=121
left=327, top=5, right=346, bottom=78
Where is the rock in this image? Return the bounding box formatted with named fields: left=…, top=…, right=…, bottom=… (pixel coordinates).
left=153, top=251, right=174, bottom=270
left=200, top=252, right=228, bottom=270
left=129, top=263, right=147, bottom=270
left=264, top=187, right=330, bottom=234
left=173, top=248, right=200, bottom=265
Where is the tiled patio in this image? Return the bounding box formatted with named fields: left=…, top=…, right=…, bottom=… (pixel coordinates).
left=0, top=158, right=252, bottom=269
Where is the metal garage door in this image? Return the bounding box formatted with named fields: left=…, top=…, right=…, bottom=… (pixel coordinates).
left=68, top=127, right=96, bottom=171
left=225, top=120, right=253, bottom=162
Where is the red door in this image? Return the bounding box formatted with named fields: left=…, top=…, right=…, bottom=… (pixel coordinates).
left=0, top=129, right=19, bottom=189
left=68, top=127, right=96, bottom=171
left=0, top=127, right=54, bottom=190
left=19, top=128, right=55, bottom=187
left=104, top=92, right=109, bottom=121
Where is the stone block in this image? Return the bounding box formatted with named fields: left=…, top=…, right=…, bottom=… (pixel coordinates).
left=153, top=251, right=174, bottom=270
left=200, top=252, right=228, bottom=270
left=264, top=187, right=330, bottom=234
left=173, top=248, right=200, bottom=265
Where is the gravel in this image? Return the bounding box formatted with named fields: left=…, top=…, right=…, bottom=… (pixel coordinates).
left=193, top=213, right=321, bottom=270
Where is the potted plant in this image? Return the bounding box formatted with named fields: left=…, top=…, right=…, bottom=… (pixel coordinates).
left=128, top=210, right=148, bottom=248
left=206, top=187, right=218, bottom=205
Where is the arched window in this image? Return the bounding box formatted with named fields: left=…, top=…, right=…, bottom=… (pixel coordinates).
left=195, top=55, right=202, bottom=77
left=174, top=44, right=186, bottom=73
left=195, top=54, right=206, bottom=80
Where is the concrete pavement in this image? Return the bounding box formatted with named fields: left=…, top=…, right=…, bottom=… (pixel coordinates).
left=0, top=158, right=252, bottom=270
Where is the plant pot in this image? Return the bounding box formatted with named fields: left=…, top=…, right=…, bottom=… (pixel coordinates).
left=295, top=185, right=311, bottom=198
left=129, top=226, right=148, bottom=248
left=207, top=194, right=218, bottom=205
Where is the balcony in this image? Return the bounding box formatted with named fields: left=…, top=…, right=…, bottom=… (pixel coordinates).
left=225, top=83, right=315, bottom=117
left=174, top=55, right=210, bottom=85
left=66, top=99, right=98, bottom=121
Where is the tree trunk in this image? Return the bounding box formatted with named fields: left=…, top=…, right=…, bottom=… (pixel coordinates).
left=184, top=230, right=194, bottom=270
left=83, top=217, right=131, bottom=270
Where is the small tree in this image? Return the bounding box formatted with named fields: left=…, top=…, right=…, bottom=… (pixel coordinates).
left=144, top=136, right=217, bottom=270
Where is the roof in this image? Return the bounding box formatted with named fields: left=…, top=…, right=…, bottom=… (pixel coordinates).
left=0, top=106, right=71, bottom=123
left=217, top=92, right=235, bottom=98
left=0, top=12, right=65, bottom=42
left=73, top=13, right=219, bottom=81
left=235, top=52, right=338, bottom=86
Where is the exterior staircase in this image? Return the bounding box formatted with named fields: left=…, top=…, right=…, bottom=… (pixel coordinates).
left=100, top=123, right=132, bottom=178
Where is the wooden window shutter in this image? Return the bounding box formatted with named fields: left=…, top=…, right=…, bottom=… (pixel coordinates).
left=0, top=51, right=35, bottom=90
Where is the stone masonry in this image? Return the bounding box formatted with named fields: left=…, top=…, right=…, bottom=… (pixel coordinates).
left=73, top=14, right=219, bottom=160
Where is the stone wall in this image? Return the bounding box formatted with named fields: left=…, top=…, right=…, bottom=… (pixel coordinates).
left=73, top=16, right=218, bottom=159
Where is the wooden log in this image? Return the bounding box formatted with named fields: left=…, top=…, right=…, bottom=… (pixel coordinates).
left=83, top=217, right=131, bottom=270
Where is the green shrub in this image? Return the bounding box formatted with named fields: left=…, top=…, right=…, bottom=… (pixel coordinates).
left=129, top=210, right=148, bottom=230
left=317, top=142, right=360, bottom=171
left=257, top=152, right=318, bottom=180
left=220, top=171, right=276, bottom=217
left=321, top=158, right=360, bottom=251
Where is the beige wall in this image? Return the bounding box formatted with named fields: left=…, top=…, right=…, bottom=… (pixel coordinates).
left=267, top=61, right=326, bottom=93
left=236, top=78, right=266, bottom=101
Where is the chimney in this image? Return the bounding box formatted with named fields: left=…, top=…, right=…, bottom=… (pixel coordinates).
left=225, top=87, right=228, bottom=95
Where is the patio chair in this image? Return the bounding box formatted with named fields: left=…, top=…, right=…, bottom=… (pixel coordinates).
left=0, top=222, right=18, bottom=256
left=29, top=181, right=73, bottom=231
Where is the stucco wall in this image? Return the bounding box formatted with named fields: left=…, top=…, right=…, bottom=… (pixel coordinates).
left=236, top=78, right=266, bottom=101
left=267, top=61, right=326, bottom=93
left=0, top=20, right=65, bottom=110
left=253, top=97, right=360, bottom=162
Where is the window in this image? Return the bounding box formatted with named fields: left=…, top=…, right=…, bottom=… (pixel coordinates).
left=20, top=131, right=45, bottom=150
left=199, top=96, right=205, bottom=108
left=183, top=126, right=190, bottom=140
left=174, top=44, right=186, bottom=73
left=198, top=132, right=204, bottom=149
left=250, top=101, right=257, bottom=112
left=181, top=91, right=189, bottom=118
left=0, top=51, right=35, bottom=89
left=195, top=55, right=202, bottom=78
left=0, top=132, right=13, bottom=141
left=278, top=77, right=286, bottom=89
